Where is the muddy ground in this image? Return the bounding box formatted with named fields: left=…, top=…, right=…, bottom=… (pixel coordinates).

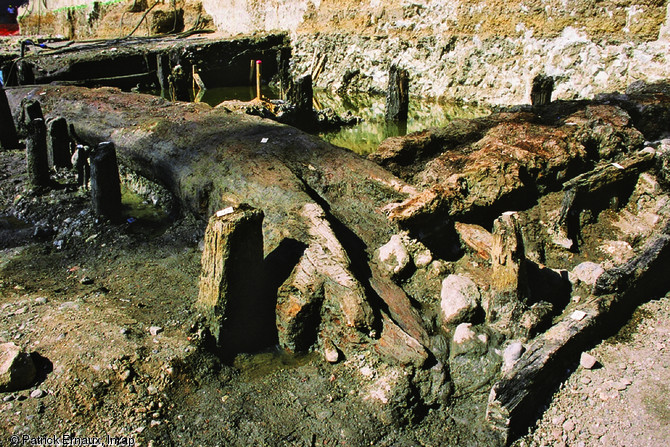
left=2, top=129, right=670, bottom=447
left=0, top=148, right=501, bottom=446
left=1, top=76, right=670, bottom=446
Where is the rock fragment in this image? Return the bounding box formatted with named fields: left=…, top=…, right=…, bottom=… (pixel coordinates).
left=0, top=342, right=37, bottom=392
left=580, top=352, right=598, bottom=369
left=440, top=274, right=480, bottom=325
left=378, top=234, right=411, bottom=277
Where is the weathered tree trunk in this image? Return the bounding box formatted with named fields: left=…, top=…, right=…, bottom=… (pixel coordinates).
left=90, top=142, right=122, bottom=220
left=385, top=64, right=409, bottom=122
left=288, top=74, right=313, bottom=117
left=47, top=117, right=72, bottom=169
left=7, top=85, right=427, bottom=359
left=487, top=212, right=528, bottom=335
left=530, top=74, right=554, bottom=106
left=197, top=205, right=270, bottom=358
left=25, top=118, right=50, bottom=189
left=0, top=87, right=19, bottom=150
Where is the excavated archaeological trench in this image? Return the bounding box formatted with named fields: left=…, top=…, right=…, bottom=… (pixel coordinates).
left=1, top=33, right=670, bottom=447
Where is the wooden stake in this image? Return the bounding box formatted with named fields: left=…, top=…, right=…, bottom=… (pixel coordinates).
left=25, top=117, right=50, bottom=189
left=385, top=64, right=409, bottom=122
left=47, top=117, right=72, bottom=169
left=197, top=205, right=268, bottom=357
left=0, top=86, right=19, bottom=150
left=90, top=142, right=122, bottom=220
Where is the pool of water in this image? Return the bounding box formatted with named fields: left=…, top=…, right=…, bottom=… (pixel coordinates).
left=314, top=92, right=490, bottom=155
left=195, top=86, right=490, bottom=156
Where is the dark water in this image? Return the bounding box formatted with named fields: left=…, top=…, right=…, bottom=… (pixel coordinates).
left=196, top=86, right=489, bottom=155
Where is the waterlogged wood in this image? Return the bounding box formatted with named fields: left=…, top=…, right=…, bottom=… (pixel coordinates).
left=7, top=85, right=426, bottom=357
left=197, top=205, right=268, bottom=355
left=487, top=226, right=670, bottom=442
left=0, top=87, right=19, bottom=150
left=25, top=118, right=50, bottom=189
left=373, top=314, right=429, bottom=367
left=385, top=64, right=409, bottom=122
left=530, top=74, right=554, bottom=106
left=454, top=222, right=493, bottom=260
left=47, top=117, right=72, bottom=169
left=593, top=231, right=670, bottom=296
left=288, top=74, right=313, bottom=116
left=555, top=152, right=655, bottom=248
left=487, top=212, right=528, bottom=335
left=90, top=142, right=122, bottom=220
left=277, top=203, right=376, bottom=353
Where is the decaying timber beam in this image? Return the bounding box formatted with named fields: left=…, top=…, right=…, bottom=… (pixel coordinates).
left=554, top=151, right=655, bottom=249
left=486, top=224, right=670, bottom=443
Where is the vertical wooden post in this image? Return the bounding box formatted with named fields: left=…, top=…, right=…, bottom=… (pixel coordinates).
left=72, top=144, right=90, bottom=189
left=47, top=117, right=72, bottom=169
left=25, top=118, right=50, bottom=189
left=156, top=53, right=171, bottom=99
left=197, top=205, right=268, bottom=357
left=255, top=60, right=262, bottom=100
left=17, top=60, right=34, bottom=86
left=487, top=212, right=528, bottom=335
left=531, top=74, right=554, bottom=106
left=168, top=64, right=191, bottom=102
left=385, top=64, right=409, bottom=122
left=0, top=86, right=19, bottom=150
left=20, top=99, right=44, bottom=135
left=278, top=48, right=291, bottom=101
left=288, top=74, right=313, bottom=117
left=90, top=142, right=122, bottom=220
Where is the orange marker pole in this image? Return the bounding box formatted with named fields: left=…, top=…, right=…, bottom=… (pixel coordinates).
left=255, top=60, right=262, bottom=100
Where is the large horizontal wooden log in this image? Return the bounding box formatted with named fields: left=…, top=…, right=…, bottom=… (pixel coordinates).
left=6, top=85, right=430, bottom=356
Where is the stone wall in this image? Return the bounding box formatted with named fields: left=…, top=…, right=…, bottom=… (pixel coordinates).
left=17, top=0, right=670, bottom=104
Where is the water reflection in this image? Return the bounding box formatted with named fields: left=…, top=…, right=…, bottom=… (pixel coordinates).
left=196, top=86, right=489, bottom=156
left=314, top=91, right=489, bottom=155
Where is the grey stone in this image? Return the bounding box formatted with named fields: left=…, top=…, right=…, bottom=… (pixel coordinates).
left=502, top=342, right=524, bottom=372
left=0, top=342, right=37, bottom=392
left=378, top=234, right=411, bottom=277
left=30, top=388, right=45, bottom=399
left=570, top=262, right=605, bottom=285
left=580, top=352, right=598, bottom=369
left=440, top=274, right=480, bottom=325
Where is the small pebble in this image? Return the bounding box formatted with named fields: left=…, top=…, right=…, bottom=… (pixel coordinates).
left=580, top=352, right=598, bottom=369
left=149, top=326, right=163, bottom=336
left=30, top=389, right=45, bottom=399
